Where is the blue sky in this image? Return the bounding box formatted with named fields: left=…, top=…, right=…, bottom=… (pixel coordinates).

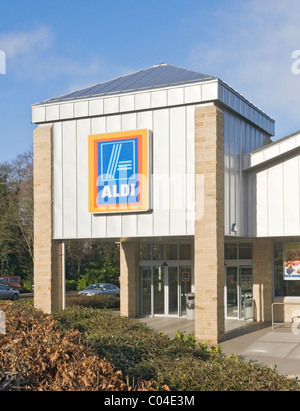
left=1, top=0, right=300, bottom=162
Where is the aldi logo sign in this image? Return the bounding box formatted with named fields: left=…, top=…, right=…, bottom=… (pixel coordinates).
left=89, top=129, right=151, bottom=213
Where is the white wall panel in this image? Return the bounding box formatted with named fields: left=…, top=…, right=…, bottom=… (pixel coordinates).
left=74, top=101, right=89, bottom=118
left=186, top=105, right=195, bottom=234
left=256, top=170, right=268, bottom=236
left=104, top=97, right=119, bottom=114
left=46, top=105, right=59, bottom=122
left=51, top=102, right=227, bottom=240
left=283, top=157, right=299, bottom=235
left=76, top=119, right=92, bottom=238
left=62, top=121, right=77, bottom=238
left=121, top=113, right=136, bottom=131
left=137, top=111, right=154, bottom=237
left=267, top=164, right=284, bottom=236
left=202, top=83, right=218, bottom=101
left=168, top=87, right=184, bottom=106
left=254, top=154, right=300, bottom=237
left=184, top=85, right=201, bottom=104
left=60, top=103, right=74, bottom=120
left=153, top=109, right=170, bottom=236
left=120, top=95, right=135, bottom=112
left=53, top=122, right=63, bottom=238
left=151, top=90, right=167, bottom=108
left=170, top=107, right=186, bottom=234
left=89, top=99, right=104, bottom=116
left=135, top=92, right=151, bottom=110
left=106, top=114, right=121, bottom=133
left=32, top=106, right=46, bottom=123
left=90, top=117, right=107, bottom=238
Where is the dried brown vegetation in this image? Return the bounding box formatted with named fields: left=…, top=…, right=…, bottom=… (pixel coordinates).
left=0, top=303, right=161, bottom=391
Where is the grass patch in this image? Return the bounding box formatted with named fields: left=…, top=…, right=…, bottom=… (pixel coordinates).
left=55, top=306, right=300, bottom=391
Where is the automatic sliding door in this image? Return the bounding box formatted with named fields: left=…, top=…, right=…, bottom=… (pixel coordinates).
left=179, top=267, right=192, bottom=317
left=154, top=267, right=165, bottom=315
left=226, top=267, right=238, bottom=318
left=139, top=267, right=152, bottom=316
left=240, top=267, right=253, bottom=319
left=168, top=267, right=178, bottom=316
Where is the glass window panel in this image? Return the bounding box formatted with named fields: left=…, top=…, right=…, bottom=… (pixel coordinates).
left=226, top=267, right=238, bottom=318
left=140, top=267, right=152, bottom=316
left=274, top=241, right=300, bottom=297
left=168, top=267, right=178, bottom=315
left=225, top=243, right=238, bottom=260
left=140, top=244, right=152, bottom=261
left=154, top=267, right=165, bottom=314
left=239, top=243, right=252, bottom=259
left=165, top=244, right=178, bottom=260
left=179, top=244, right=192, bottom=260
left=153, top=244, right=163, bottom=260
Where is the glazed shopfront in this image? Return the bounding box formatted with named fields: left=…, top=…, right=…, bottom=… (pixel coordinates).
left=139, top=241, right=193, bottom=317
left=32, top=63, right=300, bottom=345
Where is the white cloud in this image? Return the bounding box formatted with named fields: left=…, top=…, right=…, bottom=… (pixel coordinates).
left=0, top=26, right=53, bottom=58
left=189, top=0, right=300, bottom=139
left=0, top=25, right=130, bottom=94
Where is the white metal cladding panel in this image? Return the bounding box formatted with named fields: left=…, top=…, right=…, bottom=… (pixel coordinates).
left=62, top=121, right=77, bottom=238
left=256, top=170, right=268, bottom=236
left=52, top=122, right=63, bottom=238
left=33, top=80, right=274, bottom=135
left=52, top=106, right=195, bottom=240
left=223, top=110, right=270, bottom=237
left=256, top=156, right=300, bottom=237
left=76, top=119, right=92, bottom=238
left=283, top=157, right=300, bottom=235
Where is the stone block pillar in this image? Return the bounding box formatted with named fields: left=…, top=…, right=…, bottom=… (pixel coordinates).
left=194, top=104, right=225, bottom=345
left=120, top=240, right=139, bottom=317
left=253, top=238, right=273, bottom=322
left=33, top=125, right=63, bottom=314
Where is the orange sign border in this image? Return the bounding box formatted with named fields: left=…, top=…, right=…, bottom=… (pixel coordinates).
left=88, top=129, right=150, bottom=214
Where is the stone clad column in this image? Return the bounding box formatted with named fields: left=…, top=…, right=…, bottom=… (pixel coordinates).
left=120, top=240, right=139, bottom=318
left=194, top=104, right=225, bottom=345
left=33, top=125, right=63, bottom=314
left=253, top=238, right=273, bottom=322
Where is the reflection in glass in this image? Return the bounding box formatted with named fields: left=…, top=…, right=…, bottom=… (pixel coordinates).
left=226, top=267, right=238, bottom=318
left=153, top=245, right=163, bottom=260
left=180, top=267, right=192, bottom=316
left=140, top=267, right=151, bottom=315
left=168, top=267, right=178, bottom=315
left=154, top=267, right=165, bottom=314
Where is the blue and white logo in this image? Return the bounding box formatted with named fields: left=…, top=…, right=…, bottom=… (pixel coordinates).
left=97, top=138, right=139, bottom=206
left=100, top=140, right=136, bottom=182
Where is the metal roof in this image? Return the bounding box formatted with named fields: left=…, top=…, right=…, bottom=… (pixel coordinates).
left=37, top=63, right=216, bottom=105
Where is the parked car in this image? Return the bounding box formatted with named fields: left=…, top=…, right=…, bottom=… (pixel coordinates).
left=0, top=283, right=20, bottom=301
left=78, top=283, right=120, bottom=297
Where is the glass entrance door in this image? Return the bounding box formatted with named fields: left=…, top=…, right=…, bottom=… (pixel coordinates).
left=139, top=265, right=192, bottom=317
left=240, top=267, right=253, bottom=319
left=180, top=267, right=192, bottom=316
left=168, top=267, right=179, bottom=316
left=225, top=266, right=253, bottom=319
left=226, top=267, right=238, bottom=318
left=154, top=267, right=165, bottom=314
left=140, top=267, right=152, bottom=316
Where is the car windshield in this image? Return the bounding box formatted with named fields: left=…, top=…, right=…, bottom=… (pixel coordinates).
left=86, top=284, right=104, bottom=290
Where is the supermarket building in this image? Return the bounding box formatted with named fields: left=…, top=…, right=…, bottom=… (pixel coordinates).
left=32, top=64, right=300, bottom=344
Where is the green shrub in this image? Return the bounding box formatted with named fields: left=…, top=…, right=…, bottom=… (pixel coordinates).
left=66, top=294, right=120, bottom=310
left=55, top=307, right=300, bottom=391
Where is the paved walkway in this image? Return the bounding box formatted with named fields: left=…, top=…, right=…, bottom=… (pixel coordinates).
left=138, top=317, right=300, bottom=378
left=222, top=323, right=300, bottom=378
